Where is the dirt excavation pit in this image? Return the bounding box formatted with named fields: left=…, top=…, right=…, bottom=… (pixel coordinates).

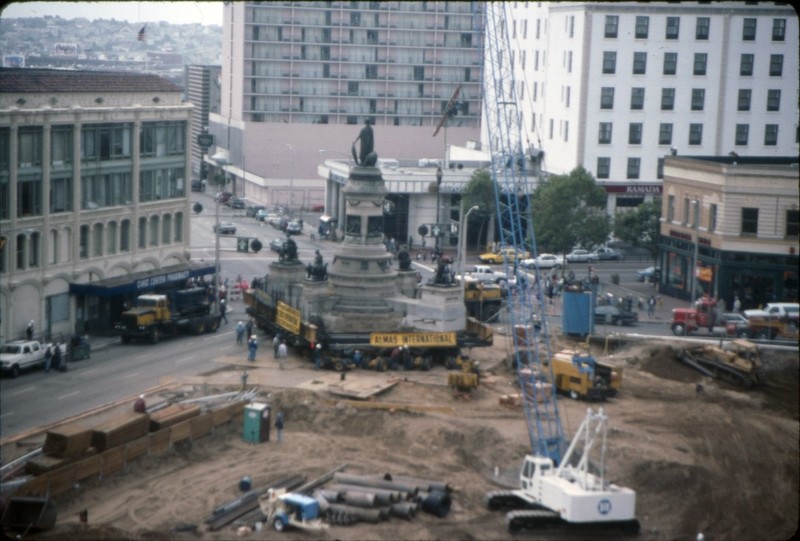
left=14, top=340, right=800, bottom=541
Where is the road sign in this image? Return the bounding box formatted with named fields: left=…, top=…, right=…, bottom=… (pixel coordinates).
left=197, top=133, right=214, bottom=148
left=236, top=237, right=251, bottom=253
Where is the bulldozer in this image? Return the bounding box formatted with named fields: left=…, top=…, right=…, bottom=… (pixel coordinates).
left=446, top=354, right=481, bottom=393
left=677, top=339, right=762, bottom=388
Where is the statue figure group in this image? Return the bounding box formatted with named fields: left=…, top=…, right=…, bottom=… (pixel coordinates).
left=306, top=249, right=328, bottom=281
left=351, top=118, right=378, bottom=166
left=279, top=237, right=298, bottom=263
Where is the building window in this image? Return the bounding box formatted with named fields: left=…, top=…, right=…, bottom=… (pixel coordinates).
left=786, top=209, right=799, bottom=238
left=162, top=214, right=172, bottom=245
left=772, top=18, right=786, bottom=41
left=50, top=176, right=73, bottom=213
left=598, top=122, right=613, bottom=144
left=413, top=66, right=424, bottom=81
left=348, top=81, right=359, bottom=95
left=742, top=18, right=756, bottom=41
left=460, top=33, right=472, bottom=47
left=350, top=11, right=360, bottom=26
left=691, top=88, right=705, bottom=111
left=663, top=52, right=677, bottom=75
left=740, top=54, right=754, bottom=76
left=767, top=89, right=781, bottom=111
left=661, top=88, right=675, bottom=110
left=80, top=224, right=90, bottom=259
left=51, top=126, right=73, bottom=166
left=737, top=89, right=751, bottom=111
left=764, top=124, right=779, bottom=146
left=83, top=172, right=133, bottom=209
left=83, top=124, right=132, bottom=160
left=689, top=124, right=703, bottom=145
left=626, top=158, right=640, bottom=179
left=149, top=216, right=159, bottom=247
left=667, top=195, right=675, bottom=222
left=628, top=123, right=643, bottom=144
left=630, top=88, right=645, bottom=110
left=17, top=177, right=42, bottom=217
left=635, top=16, right=649, bottom=39
left=18, top=127, right=42, bottom=167
left=683, top=198, right=691, bottom=226
left=709, top=204, right=717, bottom=233
left=174, top=212, right=184, bottom=242
left=600, top=87, right=614, bottom=109
left=735, top=124, right=749, bottom=146
left=138, top=217, right=147, bottom=249
left=659, top=123, right=673, bottom=145
left=596, top=157, right=610, bottom=179
left=769, top=54, right=783, bottom=76
left=632, top=52, right=647, bottom=74
left=120, top=219, right=131, bottom=252
left=693, top=53, right=707, bottom=75
left=657, top=157, right=665, bottom=180
left=91, top=223, right=103, bottom=257
left=602, top=51, right=616, bottom=74
left=365, top=65, right=377, bottom=79
left=741, top=208, right=758, bottom=235
left=605, top=15, right=618, bottom=38
left=696, top=17, right=710, bottom=40
left=666, top=17, right=680, bottom=39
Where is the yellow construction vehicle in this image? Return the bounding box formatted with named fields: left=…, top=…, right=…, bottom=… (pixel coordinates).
left=546, top=349, right=622, bottom=401
left=447, top=354, right=481, bottom=392
left=677, top=339, right=762, bottom=387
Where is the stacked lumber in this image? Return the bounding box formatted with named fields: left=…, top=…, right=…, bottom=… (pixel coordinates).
left=90, top=412, right=150, bottom=452
left=42, top=422, right=93, bottom=458
left=499, top=393, right=523, bottom=407
left=149, top=403, right=201, bottom=431
left=25, top=449, right=96, bottom=475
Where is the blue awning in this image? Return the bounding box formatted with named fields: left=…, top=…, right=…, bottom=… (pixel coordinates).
left=69, top=263, right=216, bottom=298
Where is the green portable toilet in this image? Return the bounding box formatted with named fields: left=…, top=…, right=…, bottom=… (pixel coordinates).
left=242, top=402, right=270, bottom=443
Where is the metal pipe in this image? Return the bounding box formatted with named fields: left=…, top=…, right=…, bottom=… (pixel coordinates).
left=459, top=205, right=480, bottom=301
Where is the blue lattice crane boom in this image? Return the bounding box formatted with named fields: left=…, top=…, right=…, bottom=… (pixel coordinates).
left=478, top=1, right=564, bottom=465
left=480, top=3, right=639, bottom=533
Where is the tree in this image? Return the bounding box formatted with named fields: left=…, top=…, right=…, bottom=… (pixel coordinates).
left=613, top=198, right=662, bottom=262
left=461, top=169, right=497, bottom=250
left=530, top=166, right=610, bottom=254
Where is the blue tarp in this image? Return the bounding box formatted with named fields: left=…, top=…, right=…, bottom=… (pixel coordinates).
left=69, top=263, right=216, bottom=297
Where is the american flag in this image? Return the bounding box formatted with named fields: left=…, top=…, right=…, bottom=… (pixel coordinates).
left=137, top=25, right=146, bottom=42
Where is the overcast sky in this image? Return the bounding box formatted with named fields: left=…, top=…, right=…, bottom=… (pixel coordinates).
left=1, top=1, right=223, bottom=26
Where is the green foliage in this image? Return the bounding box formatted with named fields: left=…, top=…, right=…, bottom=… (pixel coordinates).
left=462, top=169, right=496, bottom=217
left=613, top=198, right=662, bottom=261
left=530, top=166, right=610, bottom=253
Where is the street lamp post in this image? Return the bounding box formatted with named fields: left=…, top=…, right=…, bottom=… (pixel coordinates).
left=435, top=165, right=443, bottom=257
left=211, top=153, right=230, bottom=317
left=286, top=143, right=294, bottom=217
left=459, top=205, right=480, bottom=300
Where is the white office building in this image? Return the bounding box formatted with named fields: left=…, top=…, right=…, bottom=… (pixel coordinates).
left=507, top=1, right=798, bottom=214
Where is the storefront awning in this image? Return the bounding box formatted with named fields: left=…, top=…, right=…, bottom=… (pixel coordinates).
left=69, top=263, right=216, bottom=298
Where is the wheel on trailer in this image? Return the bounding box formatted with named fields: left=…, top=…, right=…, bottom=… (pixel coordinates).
left=207, top=317, right=220, bottom=333
left=569, top=389, right=580, bottom=400
left=272, top=517, right=286, bottom=532
left=334, top=360, right=345, bottom=372
left=376, top=358, right=386, bottom=372
left=194, top=320, right=206, bottom=335
left=672, top=323, right=686, bottom=336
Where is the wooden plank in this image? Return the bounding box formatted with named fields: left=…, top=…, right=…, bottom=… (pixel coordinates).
left=91, top=412, right=150, bottom=452
left=72, top=454, right=101, bottom=482
left=325, top=379, right=399, bottom=400
left=42, top=421, right=93, bottom=458
left=46, top=466, right=75, bottom=496
left=325, top=400, right=455, bottom=415
left=18, top=474, right=48, bottom=497
left=148, top=429, right=170, bottom=456
left=149, top=403, right=201, bottom=431
left=169, top=419, right=192, bottom=444
left=124, top=436, right=149, bottom=461
left=100, top=446, right=125, bottom=476
left=190, top=413, right=213, bottom=439
left=211, top=406, right=231, bottom=426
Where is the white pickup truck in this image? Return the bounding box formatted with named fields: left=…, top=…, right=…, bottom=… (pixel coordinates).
left=0, top=340, right=64, bottom=378
left=457, top=264, right=509, bottom=285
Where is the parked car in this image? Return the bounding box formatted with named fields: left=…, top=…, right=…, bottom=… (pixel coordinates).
left=521, top=253, right=565, bottom=270
left=215, top=191, right=233, bottom=204
left=636, top=266, right=661, bottom=282
left=213, top=221, right=237, bottom=235
left=229, top=197, right=246, bottom=209
left=565, top=249, right=598, bottom=263
left=270, top=238, right=285, bottom=253
left=190, top=179, right=205, bottom=192
left=478, top=248, right=530, bottom=264
left=246, top=205, right=266, bottom=218
left=310, top=203, right=325, bottom=212
left=594, top=305, right=639, bottom=326
left=592, top=247, right=623, bottom=261
left=255, top=209, right=271, bottom=222
left=285, top=221, right=303, bottom=235
left=719, top=312, right=751, bottom=337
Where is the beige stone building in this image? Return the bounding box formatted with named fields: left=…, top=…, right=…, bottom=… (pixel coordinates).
left=660, top=155, right=798, bottom=309
left=0, top=68, right=211, bottom=343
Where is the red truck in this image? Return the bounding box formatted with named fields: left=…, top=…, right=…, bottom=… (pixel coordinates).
left=671, top=296, right=718, bottom=336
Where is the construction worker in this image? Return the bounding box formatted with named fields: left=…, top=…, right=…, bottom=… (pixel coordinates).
left=314, top=344, right=322, bottom=370
left=133, top=394, right=146, bottom=413
left=275, top=411, right=284, bottom=443
left=277, top=340, right=288, bottom=369
left=247, top=335, right=258, bottom=362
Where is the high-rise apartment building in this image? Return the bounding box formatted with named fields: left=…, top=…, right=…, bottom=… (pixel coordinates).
left=185, top=64, right=222, bottom=181
left=208, top=1, right=484, bottom=208
left=0, top=69, right=211, bottom=342
left=508, top=2, right=798, bottom=214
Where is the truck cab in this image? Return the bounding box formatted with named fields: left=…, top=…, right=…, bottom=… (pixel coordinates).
left=671, top=296, right=717, bottom=336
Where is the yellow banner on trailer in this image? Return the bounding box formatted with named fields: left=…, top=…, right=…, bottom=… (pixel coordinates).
left=370, top=332, right=458, bottom=348
left=276, top=301, right=301, bottom=335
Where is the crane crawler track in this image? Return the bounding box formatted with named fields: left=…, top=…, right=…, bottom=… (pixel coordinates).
left=506, top=509, right=640, bottom=535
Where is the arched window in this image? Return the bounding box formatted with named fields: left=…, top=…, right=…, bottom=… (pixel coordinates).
left=80, top=224, right=90, bottom=259
left=162, top=214, right=172, bottom=244
left=92, top=223, right=103, bottom=257
left=107, top=221, right=117, bottom=254
left=50, top=229, right=59, bottom=264
left=138, top=217, right=147, bottom=248
left=149, top=216, right=159, bottom=246
left=120, top=220, right=130, bottom=252
left=174, top=212, right=184, bottom=242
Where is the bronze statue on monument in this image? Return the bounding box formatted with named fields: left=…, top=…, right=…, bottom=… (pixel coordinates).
left=352, top=118, right=378, bottom=166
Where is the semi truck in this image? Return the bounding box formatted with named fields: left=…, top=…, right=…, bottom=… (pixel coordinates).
left=115, top=287, right=222, bottom=344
